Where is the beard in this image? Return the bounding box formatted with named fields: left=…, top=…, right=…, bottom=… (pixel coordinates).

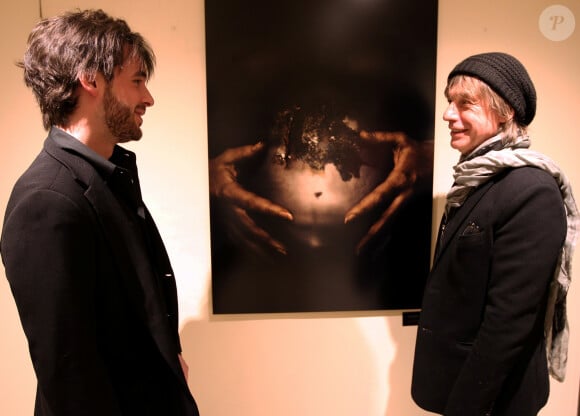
left=103, top=86, right=143, bottom=143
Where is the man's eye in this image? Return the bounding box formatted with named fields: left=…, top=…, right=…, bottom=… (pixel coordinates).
left=458, top=99, right=474, bottom=109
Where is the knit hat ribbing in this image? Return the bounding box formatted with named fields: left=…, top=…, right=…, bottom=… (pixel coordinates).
left=448, top=52, right=537, bottom=126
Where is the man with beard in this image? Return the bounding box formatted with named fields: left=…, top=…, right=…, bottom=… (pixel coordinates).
left=0, top=9, right=199, bottom=415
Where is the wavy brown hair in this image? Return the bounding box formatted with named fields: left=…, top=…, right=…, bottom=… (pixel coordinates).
left=18, top=9, right=155, bottom=130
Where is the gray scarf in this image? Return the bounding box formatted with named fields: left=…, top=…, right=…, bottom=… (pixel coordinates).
left=446, top=134, right=579, bottom=382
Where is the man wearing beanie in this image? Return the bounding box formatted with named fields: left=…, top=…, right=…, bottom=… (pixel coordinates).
left=411, top=52, right=578, bottom=415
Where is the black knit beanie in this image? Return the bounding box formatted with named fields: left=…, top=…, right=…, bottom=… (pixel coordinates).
left=448, top=52, right=537, bottom=126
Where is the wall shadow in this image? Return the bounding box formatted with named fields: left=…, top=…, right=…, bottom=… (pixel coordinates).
left=180, top=312, right=381, bottom=416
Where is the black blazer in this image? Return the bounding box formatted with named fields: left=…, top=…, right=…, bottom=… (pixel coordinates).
left=411, top=167, right=567, bottom=416
left=1, top=129, right=199, bottom=415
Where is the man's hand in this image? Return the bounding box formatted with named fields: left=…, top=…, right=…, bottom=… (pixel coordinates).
left=344, top=131, right=433, bottom=254
left=209, top=142, right=293, bottom=255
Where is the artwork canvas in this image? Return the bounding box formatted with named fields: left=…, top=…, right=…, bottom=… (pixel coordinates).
left=206, top=0, right=438, bottom=313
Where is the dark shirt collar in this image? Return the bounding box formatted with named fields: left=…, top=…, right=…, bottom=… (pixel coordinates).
left=50, top=126, right=137, bottom=177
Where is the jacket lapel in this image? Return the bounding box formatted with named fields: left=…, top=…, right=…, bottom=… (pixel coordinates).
left=432, top=180, right=495, bottom=267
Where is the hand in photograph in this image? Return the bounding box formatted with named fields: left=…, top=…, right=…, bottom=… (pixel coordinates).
left=344, top=131, right=433, bottom=254
left=209, top=142, right=294, bottom=255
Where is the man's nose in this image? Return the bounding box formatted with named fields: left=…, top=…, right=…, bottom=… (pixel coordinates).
left=144, top=87, right=155, bottom=107
left=443, top=102, right=457, bottom=121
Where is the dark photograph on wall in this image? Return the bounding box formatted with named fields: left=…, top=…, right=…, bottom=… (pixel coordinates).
left=206, top=0, right=438, bottom=314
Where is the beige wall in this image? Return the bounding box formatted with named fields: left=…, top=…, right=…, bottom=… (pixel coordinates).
left=0, top=0, right=578, bottom=414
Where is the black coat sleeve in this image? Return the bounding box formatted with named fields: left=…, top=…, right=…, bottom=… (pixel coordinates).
left=1, top=188, right=122, bottom=415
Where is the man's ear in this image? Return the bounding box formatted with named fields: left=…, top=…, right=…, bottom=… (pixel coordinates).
left=78, top=72, right=100, bottom=96
left=499, top=108, right=515, bottom=124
